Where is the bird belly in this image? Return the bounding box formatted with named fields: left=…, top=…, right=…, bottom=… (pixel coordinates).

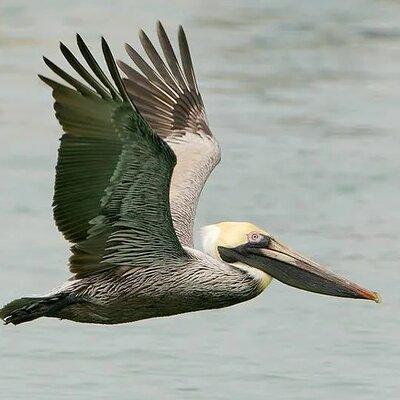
left=56, top=288, right=252, bottom=324
left=52, top=264, right=266, bottom=325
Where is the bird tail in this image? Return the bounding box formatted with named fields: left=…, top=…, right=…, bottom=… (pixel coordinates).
left=0, top=293, right=72, bottom=325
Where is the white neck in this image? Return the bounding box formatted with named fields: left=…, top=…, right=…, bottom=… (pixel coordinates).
left=201, top=224, right=221, bottom=259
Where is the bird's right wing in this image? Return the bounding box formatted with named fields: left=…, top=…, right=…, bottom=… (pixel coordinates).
left=41, top=35, right=189, bottom=277
left=118, top=22, right=221, bottom=247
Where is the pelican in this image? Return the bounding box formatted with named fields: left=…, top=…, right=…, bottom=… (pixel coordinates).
left=0, top=23, right=380, bottom=326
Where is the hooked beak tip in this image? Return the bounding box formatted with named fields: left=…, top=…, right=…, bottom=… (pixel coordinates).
left=350, top=285, right=381, bottom=303
left=370, top=291, right=382, bottom=304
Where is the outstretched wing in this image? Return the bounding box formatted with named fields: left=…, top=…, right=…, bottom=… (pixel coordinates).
left=118, top=22, right=221, bottom=247
left=41, top=35, right=188, bottom=277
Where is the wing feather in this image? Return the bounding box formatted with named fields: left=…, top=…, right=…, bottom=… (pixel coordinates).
left=76, top=34, right=121, bottom=100
left=41, top=36, right=188, bottom=277
left=119, top=23, right=221, bottom=246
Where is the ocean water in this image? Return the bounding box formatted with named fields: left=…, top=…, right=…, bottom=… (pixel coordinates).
left=0, top=1, right=399, bottom=399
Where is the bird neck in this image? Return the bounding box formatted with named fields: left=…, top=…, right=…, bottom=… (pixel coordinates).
left=230, top=262, right=273, bottom=292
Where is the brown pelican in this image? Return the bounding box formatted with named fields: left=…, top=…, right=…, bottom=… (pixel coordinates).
left=0, top=23, right=380, bottom=326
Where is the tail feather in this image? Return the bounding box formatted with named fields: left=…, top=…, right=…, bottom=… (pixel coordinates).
left=0, top=293, right=73, bottom=325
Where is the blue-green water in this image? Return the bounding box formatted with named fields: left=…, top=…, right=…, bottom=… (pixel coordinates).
left=0, top=1, right=399, bottom=399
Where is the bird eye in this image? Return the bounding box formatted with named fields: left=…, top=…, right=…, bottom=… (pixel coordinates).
left=248, top=232, right=262, bottom=243
left=246, top=231, right=270, bottom=248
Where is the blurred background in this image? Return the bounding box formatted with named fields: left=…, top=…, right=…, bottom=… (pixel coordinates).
left=0, top=1, right=399, bottom=399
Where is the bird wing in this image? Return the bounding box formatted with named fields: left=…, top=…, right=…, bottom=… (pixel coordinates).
left=41, top=35, right=189, bottom=277
left=117, top=22, right=221, bottom=247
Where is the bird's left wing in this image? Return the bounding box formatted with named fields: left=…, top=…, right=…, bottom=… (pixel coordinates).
left=41, top=36, right=189, bottom=277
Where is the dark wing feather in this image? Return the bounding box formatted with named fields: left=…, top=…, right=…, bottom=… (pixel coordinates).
left=178, top=25, right=201, bottom=98
left=119, top=23, right=221, bottom=246
left=41, top=36, right=188, bottom=277
left=157, top=23, right=188, bottom=89
left=59, top=42, right=111, bottom=99
left=76, top=34, right=121, bottom=100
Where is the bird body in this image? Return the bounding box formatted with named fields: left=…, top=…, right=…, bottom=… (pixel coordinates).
left=47, top=247, right=264, bottom=324
left=0, top=23, right=379, bottom=327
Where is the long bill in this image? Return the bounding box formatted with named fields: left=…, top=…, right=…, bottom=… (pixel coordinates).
left=218, top=239, right=381, bottom=302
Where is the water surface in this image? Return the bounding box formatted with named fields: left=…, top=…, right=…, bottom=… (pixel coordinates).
left=0, top=1, right=399, bottom=399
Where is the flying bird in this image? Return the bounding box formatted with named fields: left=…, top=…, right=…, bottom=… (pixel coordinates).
left=0, top=23, right=380, bottom=326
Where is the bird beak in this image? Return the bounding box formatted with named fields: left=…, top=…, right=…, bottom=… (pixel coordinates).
left=218, top=239, right=381, bottom=302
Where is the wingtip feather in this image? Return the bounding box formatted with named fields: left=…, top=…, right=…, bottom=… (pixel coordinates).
left=139, top=29, right=149, bottom=45
left=42, top=55, right=52, bottom=66
left=156, top=20, right=164, bottom=33
left=101, top=36, right=132, bottom=105
left=37, top=73, right=48, bottom=84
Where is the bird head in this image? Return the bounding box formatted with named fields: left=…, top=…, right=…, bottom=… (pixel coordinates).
left=201, top=222, right=380, bottom=302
